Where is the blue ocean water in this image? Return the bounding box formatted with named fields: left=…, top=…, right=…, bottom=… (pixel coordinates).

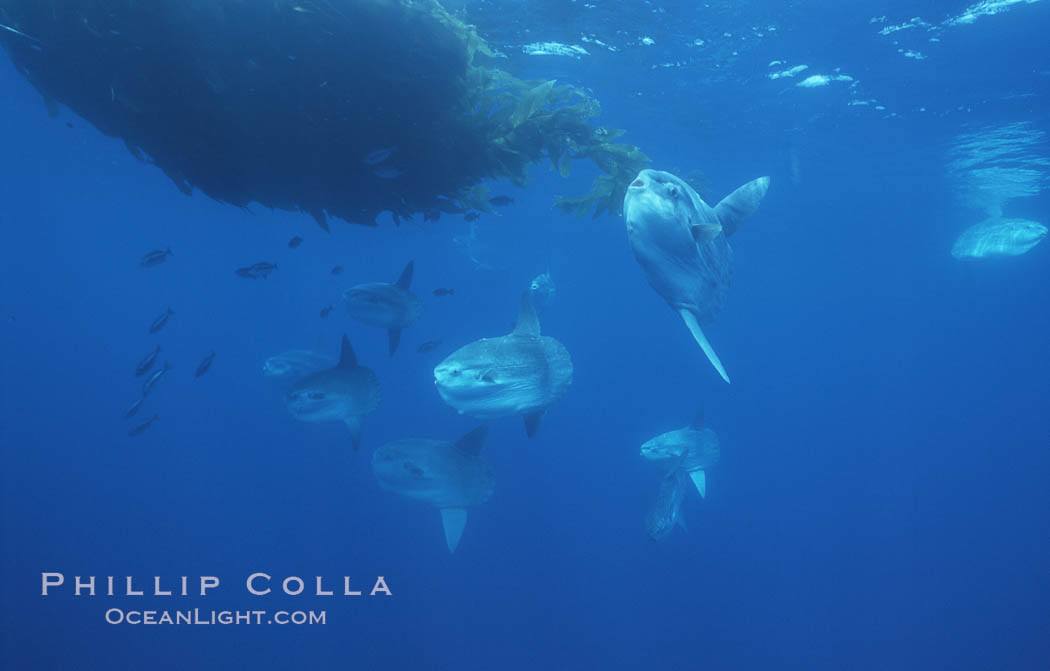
left=2, top=1, right=1049, bottom=669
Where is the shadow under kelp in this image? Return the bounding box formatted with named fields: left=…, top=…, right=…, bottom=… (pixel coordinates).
left=0, top=0, right=649, bottom=228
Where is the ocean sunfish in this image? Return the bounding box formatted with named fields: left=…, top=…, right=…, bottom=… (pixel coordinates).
left=434, top=294, right=572, bottom=437
left=623, top=169, right=769, bottom=383
left=344, top=261, right=422, bottom=356
left=371, top=426, right=494, bottom=553
left=640, top=408, right=720, bottom=498
left=285, top=334, right=381, bottom=450
left=951, top=218, right=1047, bottom=259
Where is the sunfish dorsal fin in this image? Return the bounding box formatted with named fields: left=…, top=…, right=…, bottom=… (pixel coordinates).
left=440, top=508, right=468, bottom=553
left=338, top=333, right=357, bottom=368
left=452, top=425, right=488, bottom=456
left=714, top=176, right=769, bottom=237
left=514, top=292, right=541, bottom=337
left=394, top=260, right=414, bottom=290
left=691, top=222, right=722, bottom=244
left=689, top=408, right=705, bottom=430
left=678, top=310, right=730, bottom=384
left=689, top=470, right=707, bottom=499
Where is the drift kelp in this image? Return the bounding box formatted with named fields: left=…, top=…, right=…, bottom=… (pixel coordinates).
left=0, top=0, right=647, bottom=227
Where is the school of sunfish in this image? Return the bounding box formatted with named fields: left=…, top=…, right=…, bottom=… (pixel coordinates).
left=246, top=168, right=769, bottom=550
left=125, top=156, right=1045, bottom=550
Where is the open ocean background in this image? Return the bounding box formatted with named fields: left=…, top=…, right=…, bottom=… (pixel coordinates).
left=2, top=1, right=1049, bottom=669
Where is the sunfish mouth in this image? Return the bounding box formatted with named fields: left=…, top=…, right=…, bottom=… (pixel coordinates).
left=434, top=373, right=502, bottom=390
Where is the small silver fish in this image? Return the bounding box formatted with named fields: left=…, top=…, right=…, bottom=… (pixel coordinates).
left=134, top=345, right=162, bottom=377
left=195, top=351, right=216, bottom=378
left=249, top=261, right=277, bottom=278
left=142, top=362, right=172, bottom=397
left=139, top=248, right=173, bottom=268
left=128, top=414, right=159, bottom=437
left=122, top=396, right=144, bottom=419
left=149, top=308, right=174, bottom=334
left=363, top=146, right=397, bottom=165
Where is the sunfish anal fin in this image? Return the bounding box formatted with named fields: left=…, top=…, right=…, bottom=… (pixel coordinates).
left=678, top=309, right=730, bottom=384
left=689, top=470, right=707, bottom=499
left=440, top=507, right=468, bottom=553
left=344, top=416, right=362, bottom=452
left=388, top=327, right=402, bottom=357
left=523, top=410, right=544, bottom=438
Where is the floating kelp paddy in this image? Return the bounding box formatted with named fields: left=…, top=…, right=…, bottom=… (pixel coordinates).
left=0, top=0, right=649, bottom=228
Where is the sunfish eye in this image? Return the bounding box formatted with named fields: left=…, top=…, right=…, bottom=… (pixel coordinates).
left=404, top=462, right=424, bottom=477
left=667, top=185, right=678, bottom=199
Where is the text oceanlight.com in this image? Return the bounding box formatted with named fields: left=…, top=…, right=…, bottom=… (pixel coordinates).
left=105, top=608, right=327, bottom=626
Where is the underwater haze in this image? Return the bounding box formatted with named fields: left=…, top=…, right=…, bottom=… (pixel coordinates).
left=2, top=1, right=1049, bottom=670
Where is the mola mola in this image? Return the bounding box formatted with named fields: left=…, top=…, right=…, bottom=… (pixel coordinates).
left=285, top=334, right=381, bottom=450
left=344, top=261, right=422, bottom=356
left=623, top=169, right=769, bottom=383
left=645, top=464, right=690, bottom=542
left=371, top=425, right=494, bottom=553
left=951, top=218, right=1047, bottom=259
left=434, top=293, right=572, bottom=437
left=640, top=408, right=720, bottom=499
